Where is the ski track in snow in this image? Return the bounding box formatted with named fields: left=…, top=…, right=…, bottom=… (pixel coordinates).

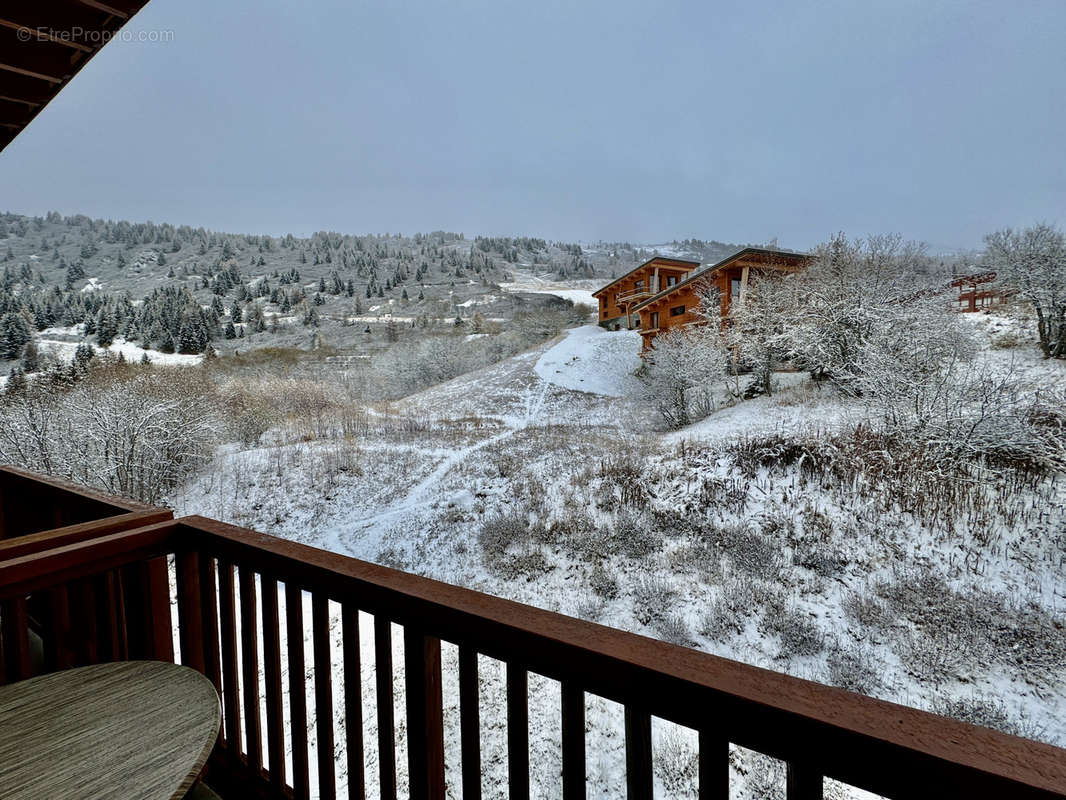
left=328, top=371, right=557, bottom=556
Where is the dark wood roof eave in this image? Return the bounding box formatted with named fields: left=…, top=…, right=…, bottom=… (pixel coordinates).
left=632, top=246, right=812, bottom=311
left=591, top=255, right=701, bottom=298
left=0, top=0, right=152, bottom=154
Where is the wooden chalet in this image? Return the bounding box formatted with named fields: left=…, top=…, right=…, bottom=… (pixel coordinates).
left=3, top=5, right=1066, bottom=798
left=952, top=271, right=1012, bottom=312
left=592, top=257, right=701, bottom=330
left=632, top=247, right=813, bottom=350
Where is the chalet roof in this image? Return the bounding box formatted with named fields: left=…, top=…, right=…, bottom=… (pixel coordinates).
left=0, top=1, right=152, bottom=153
left=632, top=246, right=812, bottom=311
left=591, top=255, right=701, bottom=298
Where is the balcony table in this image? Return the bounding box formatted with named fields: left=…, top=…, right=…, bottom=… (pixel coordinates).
left=0, top=661, right=220, bottom=800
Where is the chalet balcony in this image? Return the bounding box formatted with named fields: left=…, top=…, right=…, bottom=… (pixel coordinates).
left=1, top=467, right=1065, bottom=799
left=616, top=287, right=655, bottom=305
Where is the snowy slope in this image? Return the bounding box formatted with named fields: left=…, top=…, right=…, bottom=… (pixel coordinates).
left=534, top=325, right=642, bottom=396
left=171, top=307, right=1066, bottom=800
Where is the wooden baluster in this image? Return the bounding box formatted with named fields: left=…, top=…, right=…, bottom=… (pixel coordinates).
left=698, top=729, right=728, bottom=800
left=42, top=586, right=70, bottom=671
left=458, top=646, right=481, bottom=800
left=238, top=567, right=263, bottom=774
left=561, top=683, right=585, bottom=800
left=312, top=594, right=336, bottom=800
left=506, top=663, right=529, bottom=800
left=285, top=583, right=310, bottom=800
left=375, top=616, right=396, bottom=800
left=0, top=598, right=30, bottom=681
left=198, top=557, right=222, bottom=699
left=119, top=566, right=149, bottom=661
left=217, top=562, right=243, bottom=766
left=176, top=552, right=205, bottom=673
left=624, top=707, right=652, bottom=800
left=95, top=571, right=125, bottom=662
left=404, top=627, right=445, bottom=800
left=787, top=764, right=822, bottom=800
left=342, top=606, right=365, bottom=800
left=70, top=579, right=98, bottom=666
left=145, top=557, right=174, bottom=662
left=261, top=577, right=285, bottom=791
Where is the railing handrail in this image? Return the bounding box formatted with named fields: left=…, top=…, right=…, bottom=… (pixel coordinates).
left=0, top=465, right=160, bottom=515
left=2, top=514, right=1064, bottom=799
left=617, top=287, right=653, bottom=302
left=0, top=510, right=173, bottom=561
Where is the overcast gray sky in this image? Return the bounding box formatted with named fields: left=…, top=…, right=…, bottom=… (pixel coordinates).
left=1, top=0, right=1063, bottom=250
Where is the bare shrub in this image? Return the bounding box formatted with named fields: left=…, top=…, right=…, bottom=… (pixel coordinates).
left=760, top=601, right=824, bottom=660
left=842, top=591, right=892, bottom=632
left=794, top=544, right=848, bottom=579
left=496, top=551, right=553, bottom=581
left=654, top=731, right=699, bottom=798
left=654, top=612, right=695, bottom=647
left=826, top=642, right=881, bottom=695
left=574, top=594, right=606, bottom=622
left=588, top=562, right=620, bottom=600
left=0, top=365, right=218, bottom=504
left=614, top=509, right=662, bottom=559
left=637, top=326, right=728, bottom=429
left=633, top=574, right=676, bottom=626
left=700, top=577, right=769, bottom=642
left=596, top=453, right=648, bottom=510
left=478, top=512, right=530, bottom=563
left=933, top=695, right=1047, bottom=741
left=706, top=524, right=781, bottom=581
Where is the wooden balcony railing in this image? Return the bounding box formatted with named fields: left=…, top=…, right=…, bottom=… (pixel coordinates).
left=0, top=465, right=172, bottom=546
left=0, top=481, right=1065, bottom=799
left=617, top=288, right=653, bottom=304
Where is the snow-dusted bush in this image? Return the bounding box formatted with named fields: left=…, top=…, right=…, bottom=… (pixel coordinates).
left=638, top=326, right=729, bottom=428
left=932, top=695, right=1047, bottom=741
left=0, top=364, right=218, bottom=503
left=653, top=730, right=699, bottom=798
left=653, top=611, right=696, bottom=647
left=984, top=223, right=1066, bottom=358
left=760, top=601, right=824, bottom=660
left=588, top=561, right=619, bottom=599
left=786, top=233, right=948, bottom=392
left=717, top=271, right=801, bottom=397
left=477, top=511, right=530, bottom=563
left=632, top=574, right=676, bottom=626
left=826, top=642, right=881, bottom=695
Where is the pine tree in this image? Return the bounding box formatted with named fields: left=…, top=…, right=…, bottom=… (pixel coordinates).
left=5, top=366, right=26, bottom=395
left=0, top=312, right=32, bottom=359
left=20, top=340, right=40, bottom=373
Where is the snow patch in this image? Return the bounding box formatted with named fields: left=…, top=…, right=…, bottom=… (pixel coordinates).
left=534, top=325, right=642, bottom=396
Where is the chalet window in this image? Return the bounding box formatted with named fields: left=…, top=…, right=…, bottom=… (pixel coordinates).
left=731, top=278, right=742, bottom=298
left=649, top=312, right=659, bottom=329
left=666, top=275, right=678, bottom=286
left=635, top=280, right=644, bottom=290
left=670, top=305, right=685, bottom=317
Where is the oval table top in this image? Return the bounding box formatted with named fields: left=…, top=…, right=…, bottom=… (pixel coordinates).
left=0, top=661, right=220, bottom=800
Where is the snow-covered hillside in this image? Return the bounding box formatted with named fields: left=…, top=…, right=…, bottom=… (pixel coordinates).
left=170, top=307, right=1066, bottom=800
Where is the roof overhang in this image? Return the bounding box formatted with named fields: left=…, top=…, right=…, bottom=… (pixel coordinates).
left=591, top=256, right=701, bottom=298
left=632, top=247, right=812, bottom=311
left=0, top=0, right=152, bottom=153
